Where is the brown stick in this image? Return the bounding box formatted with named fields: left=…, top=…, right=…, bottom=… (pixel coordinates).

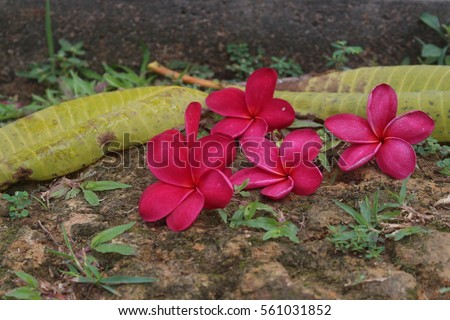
left=148, top=61, right=223, bottom=90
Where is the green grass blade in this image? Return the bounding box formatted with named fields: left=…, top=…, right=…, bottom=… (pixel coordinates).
left=74, top=276, right=97, bottom=284
left=333, top=200, right=367, bottom=226
left=5, top=287, right=41, bottom=300
left=93, top=243, right=136, bottom=256
left=47, top=249, right=73, bottom=260
left=386, top=226, right=430, bottom=241
left=14, top=271, right=39, bottom=289
left=90, top=222, right=135, bottom=248
left=82, top=180, right=132, bottom=191
left=44, top=0, right=54, bottom=65
left=399, top=177, right=409, bottom=204
left=82, top=189, right=99, bottom=206
left=244, top=217, right=279, bottom=231
left=61, top=224, right=75, bottom=258
left=100, top=284, right=121, bottom=296
left=100, top=276, right=158, bottom=285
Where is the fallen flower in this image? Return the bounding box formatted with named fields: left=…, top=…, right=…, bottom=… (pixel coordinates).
left=324, top=84, right=435, bottom=179
left=231, top=129, right=323, bottom=199
left=139, top=102, right=235, bottom=231
left=206, top=68, right=295, bottom=139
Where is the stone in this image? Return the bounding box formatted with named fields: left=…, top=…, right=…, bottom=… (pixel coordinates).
left=394, top=231, right=450, bottom=283
left=344, top=267, right=417, bottom=299
left=62, top=213, right=106, bottom=240
left=306, top=207, right=348, bottom=231
left=221, top=235, right=251, bottom=258
left=2, top=226, right=48, bottom=271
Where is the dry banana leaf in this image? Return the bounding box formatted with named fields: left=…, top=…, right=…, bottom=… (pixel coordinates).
left=276, top=90, right=449, bottom=142
left=275, top=65, right=450, bottom=142
left=276, top=65, right=450, bottom=92
left=0, top=86, right=206, bottom=189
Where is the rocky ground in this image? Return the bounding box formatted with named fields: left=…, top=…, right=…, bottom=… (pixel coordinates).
left=0, top=142, right=449, bottom=300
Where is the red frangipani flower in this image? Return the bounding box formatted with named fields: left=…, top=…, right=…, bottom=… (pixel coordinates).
left=230, top=129, right=323, bottom=200
left=324, top=84, right=435, bottom=179
left=206, top=68, right=295, bottom=139
left=139, top=102, right=236, bottom=231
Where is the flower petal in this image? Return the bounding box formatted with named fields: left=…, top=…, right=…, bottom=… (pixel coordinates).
left=211, top=117, right=251, bottom=138
left=245, top=68, right=277, bottom=116
left=280, top=129, right=323, bottom=168
left=290, top=162, right=323, bottom=195
left=166, top=189, right=205, bottom=231
left=200, top=134, right=237, bottom=167
left=185, top=102, right=201, bottom=147
left=367, top=84, right=398, bottom=138
left=222, top=167, right=233, bottom=178
left=324, top=114, right=379, bottom=143
left=146, top=130, right=193, bottom=187
left=197, top=169, right=233, bottom=209
left=231, top=167, right=286, bottom=189
left=205, top=87, right=250, bottom=118
left=338, top=143, right=381, bottom=171
left=240, top=137, right=285, bottom=175
left=257, top=98, right=295, bottom=131
left=240, top=117, right=268, bottom=139
left=375, top=138, right=416, bottom=179
left=261, top=177, right=294, bottom=200
left=384, top=111, right=435, bottom=144
left=139, top=182, right=193, bottom=222
left=191, top=133, right=237, bottom=179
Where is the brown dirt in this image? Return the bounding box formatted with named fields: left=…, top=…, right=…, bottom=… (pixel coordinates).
left=0, top=141, right=449, bottom=300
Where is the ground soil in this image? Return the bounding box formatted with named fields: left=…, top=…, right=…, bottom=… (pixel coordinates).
left=0, top=130, right=449, bottom=299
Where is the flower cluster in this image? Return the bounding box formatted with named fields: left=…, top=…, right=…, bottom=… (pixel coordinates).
left=139, top=102, right=235, bottom=231
left=139, top=69, right=435, bottom=231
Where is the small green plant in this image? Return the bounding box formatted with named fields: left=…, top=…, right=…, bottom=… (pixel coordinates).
left=316, top=127, right=341, bottom=172
left=440, top=287, right=450, bottom=294
left=325, top=40, right=363, bottom=70
left=227, top=201, right=299, bottom=243
left=4, top=271, right=42, bottom=300
left=0, top=101, right=23, bottom=122
left=269, top=56, right=303, bottom=77
left=9, top=0, right=156, bottom=121
left=414, top=137, right=449, bottom=157
left=17, top=39, right=89, bottom=84
left=90, top=222, right=137, bottom=255
left=219, top=181, right=300, bottom=243
left=48, top=222, right=156, bottom=296
left=80, top=180, right=132, bottom=206
left=226, top=43, right=265, bottom=80
left=327, top=179, right=429, bottom=258
left=167, top=60, right=215, bottom=80
left=2, top=191, right=31, bottom=219
left=436, top=158, right=450, bottom=176
left=417, top=12, right=450, bottom=65
left=413, top=137, right=449, bottom=175
left=226, top=43, right=303, bottom=80
left=233, top=178, right=251, bottom=197
left=47, top=177, right=131, bottom=206
left=17, top=44, right=155, bottom=115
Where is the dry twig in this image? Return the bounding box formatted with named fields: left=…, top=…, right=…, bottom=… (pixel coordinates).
left=148, top=61, right=223, bottom=89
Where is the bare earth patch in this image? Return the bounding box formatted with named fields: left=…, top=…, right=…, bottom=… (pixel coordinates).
left=0, top=145, right=448, bottom=299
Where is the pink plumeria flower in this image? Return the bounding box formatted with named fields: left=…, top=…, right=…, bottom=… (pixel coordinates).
left=139, top=102, right=235, bottom=231
left=231, top=129, right=323, bottom=200
left=206, top=68, right=295, bottom=139
left=325, top=84, right=435, bottom=179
